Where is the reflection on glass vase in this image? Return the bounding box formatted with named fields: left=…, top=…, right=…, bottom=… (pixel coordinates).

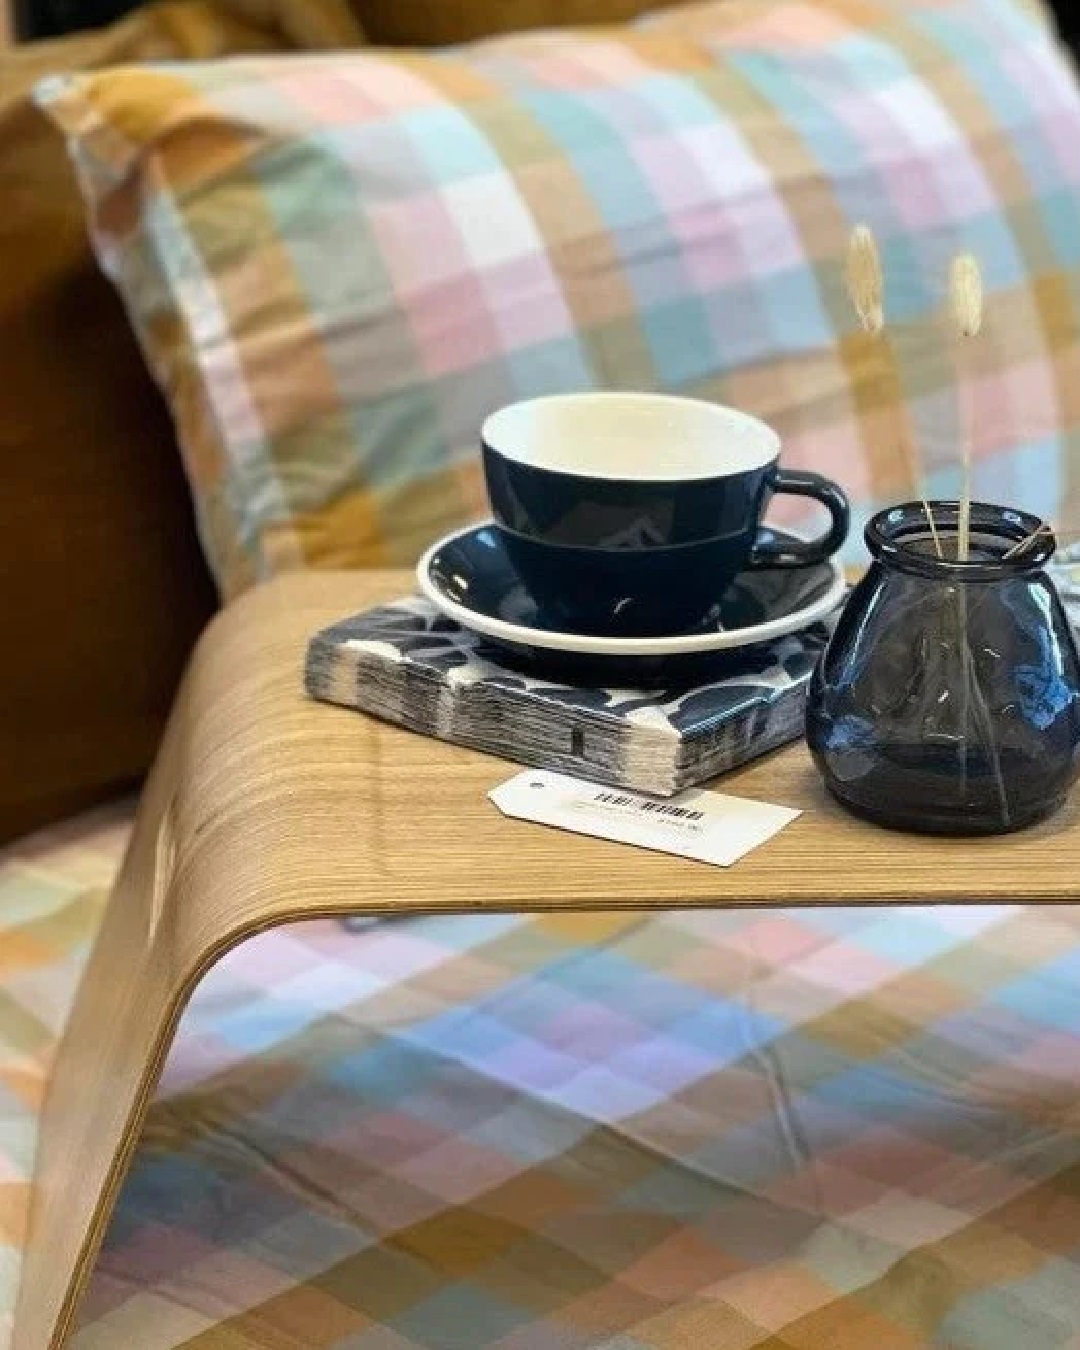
left=806, top=502, right=1080, bottom=834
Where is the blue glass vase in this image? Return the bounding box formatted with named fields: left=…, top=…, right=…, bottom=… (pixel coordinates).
left=806, top=502, right=1080, bottom=834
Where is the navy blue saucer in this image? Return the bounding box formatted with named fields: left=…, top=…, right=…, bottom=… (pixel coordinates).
left=418, top=523, right=845, bottom=687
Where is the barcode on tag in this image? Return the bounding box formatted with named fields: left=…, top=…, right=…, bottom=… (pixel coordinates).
left=489, top=770, right=800, bottom=868
left=593, top=792, right=705, bottom=822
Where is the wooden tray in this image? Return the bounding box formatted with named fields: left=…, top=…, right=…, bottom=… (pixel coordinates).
left=15, top=570, right=1080, bottom=1349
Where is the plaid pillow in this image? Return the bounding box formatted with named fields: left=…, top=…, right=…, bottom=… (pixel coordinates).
left=39, top=0, right=1080, bottom=596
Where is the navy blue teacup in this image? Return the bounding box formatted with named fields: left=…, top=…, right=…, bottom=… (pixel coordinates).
left=482, top=392, right=850, bottom=637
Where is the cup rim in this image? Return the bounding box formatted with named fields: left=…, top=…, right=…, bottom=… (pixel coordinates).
left=481, top=392, right=780, bottom=484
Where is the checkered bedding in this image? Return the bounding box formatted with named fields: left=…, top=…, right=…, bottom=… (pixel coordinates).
left=2, top=803, right=1078, bottom=1348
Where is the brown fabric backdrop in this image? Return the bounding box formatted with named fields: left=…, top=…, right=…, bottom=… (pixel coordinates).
left=350, top=0, right=687, bottom=46
left=0, top=0, right=364, bottom=845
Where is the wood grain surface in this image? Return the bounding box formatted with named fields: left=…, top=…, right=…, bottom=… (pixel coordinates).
left=15, top=569, right=1078, bottom=1349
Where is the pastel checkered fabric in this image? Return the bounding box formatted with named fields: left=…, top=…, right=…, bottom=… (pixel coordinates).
left=2, top=807, right=1079, bottom=1347
left=38, top=0, right=1080, bottom=596
left=0, top=805, right=133, bottom=1345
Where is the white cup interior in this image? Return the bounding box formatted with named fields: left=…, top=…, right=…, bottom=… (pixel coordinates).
left=482, top=392, right=779, bottom=482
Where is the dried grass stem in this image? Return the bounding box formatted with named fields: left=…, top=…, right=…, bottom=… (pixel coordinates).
left=949, top=253, right=984, bottom=561
left=845, top=224, right=940, bottom=555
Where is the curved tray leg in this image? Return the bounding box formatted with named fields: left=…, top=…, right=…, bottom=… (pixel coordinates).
left=11, top=694, right=375, bottom=1348
left=9, top=576, right=420, bottom=1350
left=15, top=759, right=225, bottom=1345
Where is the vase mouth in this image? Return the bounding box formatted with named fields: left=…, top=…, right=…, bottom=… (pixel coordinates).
left=865, top=501, right=1054, bottom=580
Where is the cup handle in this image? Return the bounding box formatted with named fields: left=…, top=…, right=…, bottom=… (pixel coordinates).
left=748, top=468, right=850, bottom=569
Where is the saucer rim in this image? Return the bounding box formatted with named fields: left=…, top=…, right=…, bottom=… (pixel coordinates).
left=416, top=522, right=846, bottom=656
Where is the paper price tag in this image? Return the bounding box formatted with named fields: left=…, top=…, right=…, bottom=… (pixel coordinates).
left=489, top=771, right=800, bottom=867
